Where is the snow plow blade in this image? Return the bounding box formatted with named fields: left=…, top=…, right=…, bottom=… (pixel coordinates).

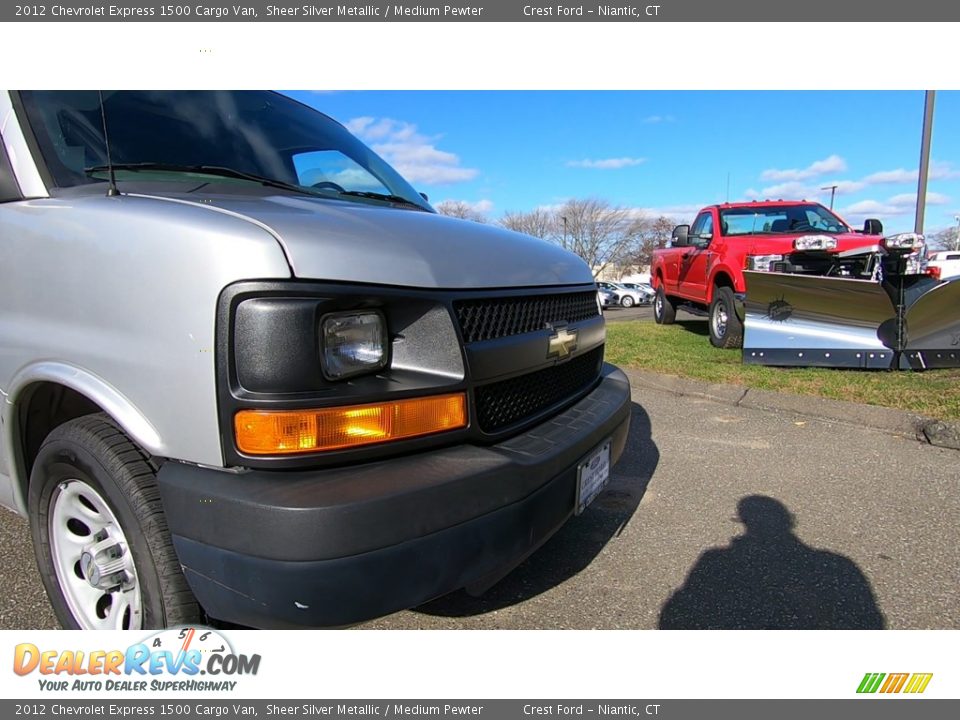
left=743, top=270, right=960, bottom=370
left=742, top=271, right=897, bottom=369
left=902, top=278, right=960, bottom=369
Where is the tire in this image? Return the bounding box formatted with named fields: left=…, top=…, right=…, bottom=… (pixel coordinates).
left=28, top=413, right=201, bottom=630
left=620, top=295, right=635, bottom=308
left=653, top=286, right=677, bottom=325
left=709, top=286, right=744, bottom=349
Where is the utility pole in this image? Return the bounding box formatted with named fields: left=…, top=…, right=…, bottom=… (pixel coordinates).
left=562, top=215, right=568, bottom=247
left=915, top=91, right=936, bottom=234
left=821, top=184, right=838, bottom=210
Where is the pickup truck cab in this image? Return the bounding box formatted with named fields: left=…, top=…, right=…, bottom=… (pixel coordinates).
left=0, top=90, right=631, bottom=629
left=650, top=200, right=882, bottom=348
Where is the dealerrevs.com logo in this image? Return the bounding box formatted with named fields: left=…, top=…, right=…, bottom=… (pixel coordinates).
left=13, top=627, right=261, bottom=692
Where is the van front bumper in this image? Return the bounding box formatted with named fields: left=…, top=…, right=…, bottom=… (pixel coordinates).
left=156, top=364, right=632, bottom=628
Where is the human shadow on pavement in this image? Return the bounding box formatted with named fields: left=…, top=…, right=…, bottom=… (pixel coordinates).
left=659, top=495, right=886, bottom=629
left=413, top=401, right=658, bottom=618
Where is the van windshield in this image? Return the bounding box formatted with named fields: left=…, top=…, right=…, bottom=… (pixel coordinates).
left=17, top=90, right=433, bottom=211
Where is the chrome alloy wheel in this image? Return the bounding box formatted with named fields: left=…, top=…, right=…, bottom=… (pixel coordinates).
left=48, top=479, right=142, bottom=629
left=711, top=302, right=728, bottom=340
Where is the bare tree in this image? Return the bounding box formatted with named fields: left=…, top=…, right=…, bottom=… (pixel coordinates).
left=554, top=198, right=648, bottom=278
left=632, top=215, right=675, bottom=269
left=435, top=200, right=488, bottom=223
left=497, top=200, right=648, bottom=278
left=927, top=226, right=960, bottom=252
left=499, top=208, right=557, bottom=240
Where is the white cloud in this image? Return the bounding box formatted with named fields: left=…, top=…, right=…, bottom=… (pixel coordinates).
left=346, top=117, right=478, bottom=186
left=841, top=191, right=952, bottom=218
left=744, top=177, right=867, bottom=202
left=345, top=116, right=375, bottom=135
left=862, top=161, right=960, bottom=186
left=887, top=191, right=950, bottom=207
left=842, top=199, right=904, bottom=216
left=862, top=168, right=916, bottom=185
left=751, top=181, right=818, bottom=199
left=828, top=179, right=867, bottom=195
left=638, top=204, right=701, bottom=222
left=437, top=198, right=494, bottom=214
left=760, top=155, right=847, bottom=182
left=566, top=157, right=646, bottom=170
left=643, top=115, right=675, bottom=124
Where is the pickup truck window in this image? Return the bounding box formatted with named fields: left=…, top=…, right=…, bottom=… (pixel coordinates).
left=720, top=204, right=849, bottom=235
left=17, top=90, right=432, bottom=211
left=690, top=212, right=713, bottom=238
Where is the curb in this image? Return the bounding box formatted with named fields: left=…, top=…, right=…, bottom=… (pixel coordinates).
left=622, top=368, right=960, bottom=451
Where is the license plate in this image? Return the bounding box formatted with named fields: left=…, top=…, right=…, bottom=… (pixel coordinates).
left=576, top=440, right=611, bottom=515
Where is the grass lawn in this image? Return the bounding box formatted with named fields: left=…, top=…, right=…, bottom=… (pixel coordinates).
left=605, top=319, right=960, bottom=421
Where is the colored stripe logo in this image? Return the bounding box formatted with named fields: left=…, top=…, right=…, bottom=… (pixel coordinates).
left=857, top=672, right=933, bottom=694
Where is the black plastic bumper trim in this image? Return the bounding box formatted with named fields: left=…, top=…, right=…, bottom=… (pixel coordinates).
left=160, top=365, right=631, bottom=628
left=173, top=467, right=579, bottom=629
left=157, top=365, right=631, bottom=562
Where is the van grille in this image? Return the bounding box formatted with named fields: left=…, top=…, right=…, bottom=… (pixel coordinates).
left=475, top=348, right=604, bottom=433
left=454, top=291, right=598, bottom=344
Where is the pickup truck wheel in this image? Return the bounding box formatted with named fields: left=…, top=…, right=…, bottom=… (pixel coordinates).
left=709, top=286, right=744, bottom=349
left=654, top=287, right=677, bottom=325
left=620, top=295, right=635, bottom=308
left=28, top=414, right=201, bottom=630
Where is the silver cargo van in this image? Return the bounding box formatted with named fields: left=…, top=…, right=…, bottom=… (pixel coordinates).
left=0, top=90, right=631, bottom=629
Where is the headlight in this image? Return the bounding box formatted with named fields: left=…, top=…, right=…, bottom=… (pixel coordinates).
left=793, top=234, right=838, bottom=251
left=883, top=232, right=925, bottom=251
left=745, top=254, right=783, bottom=271
left=320, top=310, right=388, bottom=380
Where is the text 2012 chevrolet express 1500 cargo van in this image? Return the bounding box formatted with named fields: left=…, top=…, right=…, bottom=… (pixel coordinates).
left=0, top=90, right=631, bottom=629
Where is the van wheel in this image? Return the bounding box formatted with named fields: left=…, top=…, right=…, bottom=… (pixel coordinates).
left=654, top=287, right=677, bottom=325
left=28, top=414, right=200, bottom=630
left=709, top=286, right=744, bottom=349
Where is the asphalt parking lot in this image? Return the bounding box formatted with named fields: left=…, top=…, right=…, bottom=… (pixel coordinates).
left=2, top=374, right=958, bottom=630
left=602, top=303, right=655, bottom=323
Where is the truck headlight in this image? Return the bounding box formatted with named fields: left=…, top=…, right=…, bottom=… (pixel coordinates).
left=793, top=235, right=838, bottom=251
left=883, top=232, right=925, bottom=252
left=745, top=254, right=783, bottom=271
left=320, top=310, right=388, bottom=380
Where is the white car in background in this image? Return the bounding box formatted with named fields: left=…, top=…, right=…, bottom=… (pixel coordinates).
left=927, top=251, right=960, bottom=281
left=619, top=282, right=655, bottom=305
left=597, top=287, right=618, bottom=309
left=598, top=281, right=646, bottom=308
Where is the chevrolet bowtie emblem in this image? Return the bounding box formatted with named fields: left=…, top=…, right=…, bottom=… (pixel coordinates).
left=548, top=326, right=579, bottom=359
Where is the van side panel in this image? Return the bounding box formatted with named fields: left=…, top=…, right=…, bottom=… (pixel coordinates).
left=0, top=194, right=291, bottom=512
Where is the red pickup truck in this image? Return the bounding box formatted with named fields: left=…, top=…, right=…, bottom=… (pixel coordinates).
left=650, top=200, right=884, bottom=348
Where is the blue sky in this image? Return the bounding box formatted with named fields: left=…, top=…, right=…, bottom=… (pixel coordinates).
left=285, top=91, right=960, bottom=234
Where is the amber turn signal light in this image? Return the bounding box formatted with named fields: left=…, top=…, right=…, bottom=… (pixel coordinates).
left=234, top=393, right=468, bottom=455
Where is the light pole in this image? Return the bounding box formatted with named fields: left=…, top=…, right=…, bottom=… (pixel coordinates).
left=562, top=215, right=568, bottom=246
left=821, top=184, right=838, bottom=210
left=954, top=214, right=960, bottom=251
left=915, top=91, right=936, bottom=234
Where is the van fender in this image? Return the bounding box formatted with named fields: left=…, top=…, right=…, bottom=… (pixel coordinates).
left=2, top=361, right=163, bottom=513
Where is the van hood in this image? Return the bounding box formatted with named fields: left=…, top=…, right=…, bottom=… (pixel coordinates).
left=139, top=191, right=594, bottom=289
